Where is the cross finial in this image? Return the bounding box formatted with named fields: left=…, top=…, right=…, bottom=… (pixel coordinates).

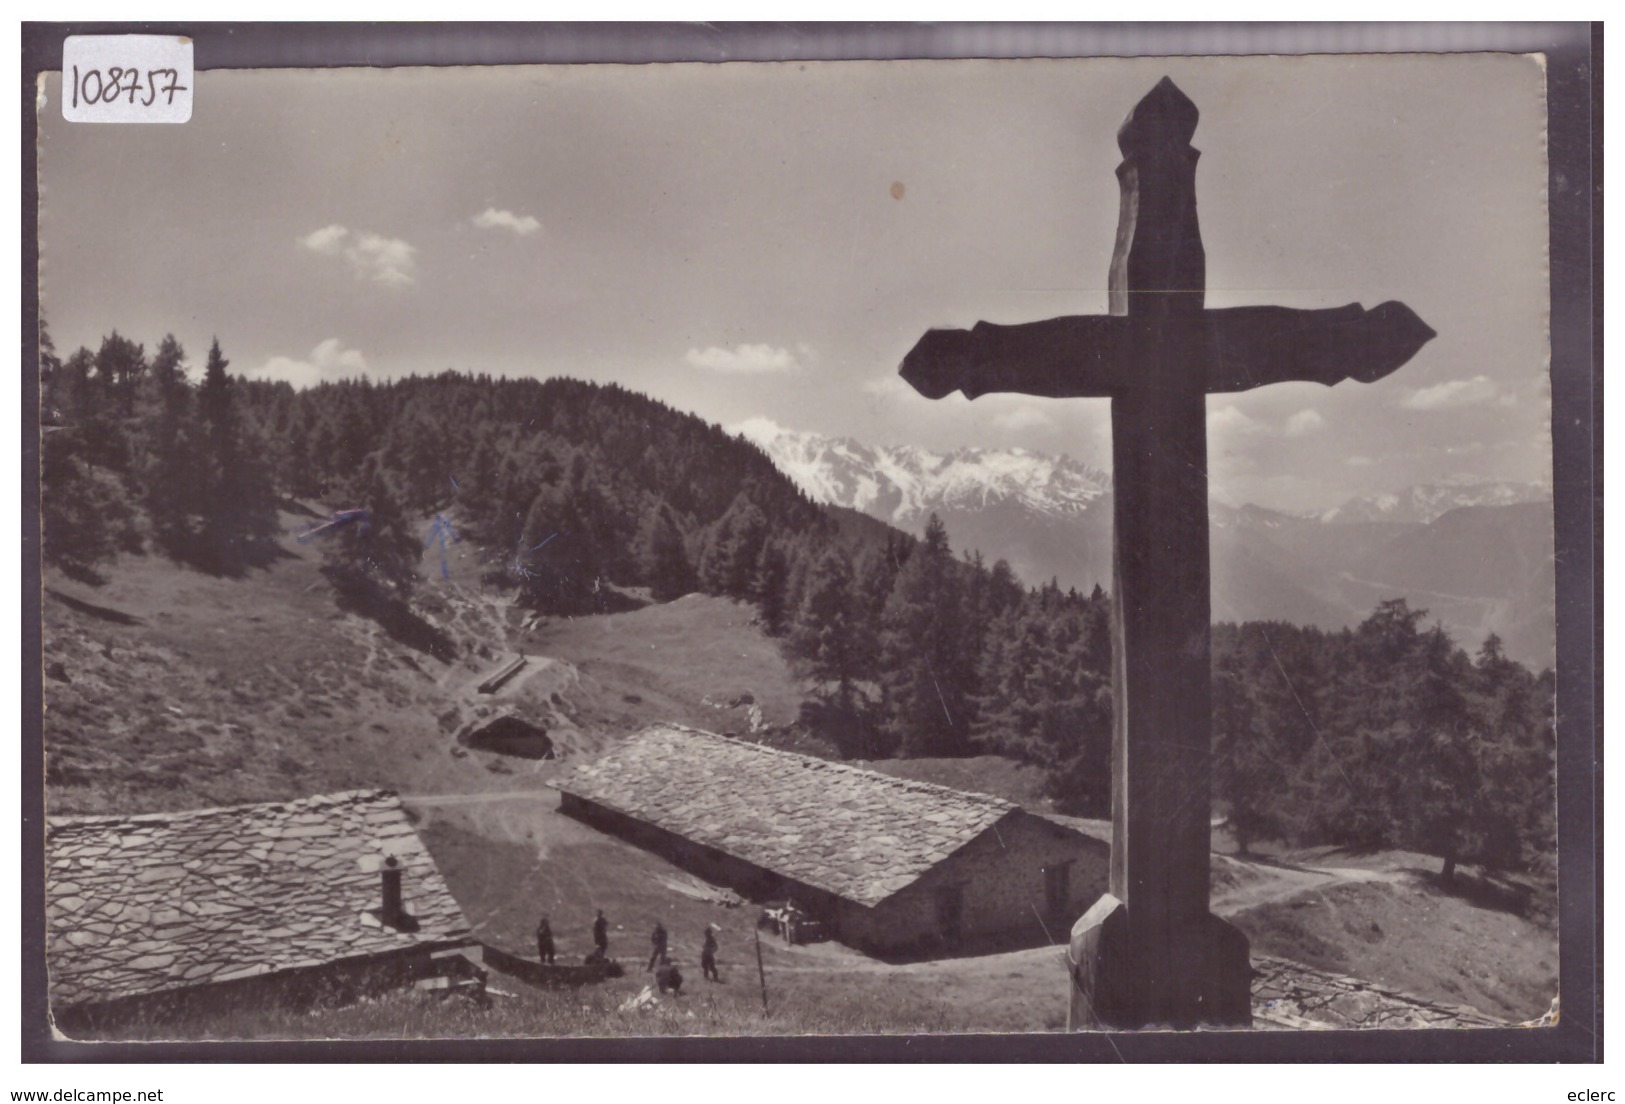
left=1116, top=76, right=1199, bottom=157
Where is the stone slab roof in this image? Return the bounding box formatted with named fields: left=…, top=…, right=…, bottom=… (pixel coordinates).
left=1251, top=954, right=1506, bottom=1029
left=548, top=724, right=1020, bottom=907
left=46, top=790, right=473, bottom=1010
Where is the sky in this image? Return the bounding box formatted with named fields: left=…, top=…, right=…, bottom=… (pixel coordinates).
left=36, top=53, right=1551, bottom=513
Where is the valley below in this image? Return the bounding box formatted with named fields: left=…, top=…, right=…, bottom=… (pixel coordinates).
left=737, top=419, right=1557, bottom=669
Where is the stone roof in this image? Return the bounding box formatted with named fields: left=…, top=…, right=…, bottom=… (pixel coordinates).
left=46, top=790, right=473, bottom=1010
left=1251, top=954, right=1506, bottom=1029
left=548, top=724, right=1020, bottom=907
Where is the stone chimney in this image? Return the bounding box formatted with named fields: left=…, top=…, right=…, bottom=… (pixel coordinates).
left=380, top=857, right=405, bottom=930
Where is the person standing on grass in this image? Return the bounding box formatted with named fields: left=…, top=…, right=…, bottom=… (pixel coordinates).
left=648, top=920, right=668, bottom=972
left=536, top=916, right=555, bottom=965
left=592, top=909, right=609, bottom=959
left=701, top=925, right=720, bottom=982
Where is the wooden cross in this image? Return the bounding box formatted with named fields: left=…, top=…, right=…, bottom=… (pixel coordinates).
left=898, top=78, right=1434, bottom=1029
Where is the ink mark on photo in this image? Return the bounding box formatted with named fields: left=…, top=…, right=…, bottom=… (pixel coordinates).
left=425, top=514, right=461, bottom=579
left=296, top=508, right=370, bottom=544
left=509, top=531, right=561, bottom=582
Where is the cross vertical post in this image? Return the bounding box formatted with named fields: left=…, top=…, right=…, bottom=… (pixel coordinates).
left=1081, top=77, right=1249, bottom=1029
left=895, top=77, right=1434, bottom=1030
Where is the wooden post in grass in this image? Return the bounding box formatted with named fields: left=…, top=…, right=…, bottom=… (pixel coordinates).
left=754, top=924, right=769, bottom=1014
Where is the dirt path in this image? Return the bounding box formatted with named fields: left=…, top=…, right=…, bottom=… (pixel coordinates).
left=401, top=790, right=551, bottom=807
left=1212, top=860, right=1332, bottom=915
left=404, top=789, right=555, bottom=851
left=755, top=850, right=1412, bottom=981
left=1211, top=853, right=1408, bottom=916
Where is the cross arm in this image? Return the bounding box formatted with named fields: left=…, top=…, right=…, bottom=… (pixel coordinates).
left=898, top=301, right=1435, bottom=402
left=1204, top=301, right=1436, bottom=394
left=899, top=316, right=1131, bottom=400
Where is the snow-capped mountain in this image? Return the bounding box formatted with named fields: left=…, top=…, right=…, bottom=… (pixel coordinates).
left=732, top=417, right=1110, bottom=525
left=736, top=418, right=1555, bottom=667
left=1320, top=480, right=1552, bottom=525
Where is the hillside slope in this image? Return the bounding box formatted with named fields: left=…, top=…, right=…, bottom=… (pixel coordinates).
left=41, top=515, right=810, bottom=817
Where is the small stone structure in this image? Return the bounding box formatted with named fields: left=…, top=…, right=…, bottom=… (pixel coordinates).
left=46, top=789, right=480, bottom=1032
left=548, top=724, right=1108, bottom=955
left=458, top=712, right=553, bottom=759
left=477, top=654, right=528, bottom=694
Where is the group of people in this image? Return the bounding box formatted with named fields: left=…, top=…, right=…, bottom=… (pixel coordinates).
left=532, top=908, right=612, bottom=966
left=533, top=910, right=722, bottom=993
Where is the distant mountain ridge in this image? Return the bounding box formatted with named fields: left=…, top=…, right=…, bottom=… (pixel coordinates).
left=733, top=417, right=1110, bottom=525
left=1319, top=480, right=1552, bottom=525
left=735, top=418, right=1555, bottom=668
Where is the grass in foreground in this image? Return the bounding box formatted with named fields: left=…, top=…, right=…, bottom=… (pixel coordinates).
left=63, top=977, right=969, bottom=1042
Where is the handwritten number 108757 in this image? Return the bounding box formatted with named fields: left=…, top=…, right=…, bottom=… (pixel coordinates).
left=70, top=64, right=188, bottom=108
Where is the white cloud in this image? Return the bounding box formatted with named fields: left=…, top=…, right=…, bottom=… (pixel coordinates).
left=1401, top=375, right=1502, bottom=411
left=252, top=338, right=369, bottom=390
left=685, top=343, right=800, bottom=374
left=991, top=404, right=1055, bottom=431
left=472, top=207, right=542, bottom=236
left=1346, top=455, right=1375, bottom=468
left=300, top=224, right=348, bottom=254
left=300, top=225, right=418, bottom=287
left=1211, top=404, right=1328, bottom=440
left=1284, top=408, right=1325, bottom=437
left=862, top=374, right=910, bottom=398
left=1207, top=405, right=1262, bottom=437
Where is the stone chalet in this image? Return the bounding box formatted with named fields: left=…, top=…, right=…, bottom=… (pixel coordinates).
left=46, top=789, right=479, bottom=1032
left=547, top=725, right=1108, bottom=954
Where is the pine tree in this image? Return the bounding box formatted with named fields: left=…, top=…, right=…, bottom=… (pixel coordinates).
left=750, top=541, right=790, bottom=634
left=635, top=501, right=694, bottom=601
left=142, top=334, right=199, bottom=555
left=457, top=435, right=502, bottom=534
left=42, top=338, right=143, bottom=567
left=792, top=547, right=888, bottom=757
left=1211, top=627, right=1293, bottom=854
left=195, top=339, right=277, bottom=573
left=518, top=471, right=604, bottom=615
left=849, top=543, right=901, bottom=681
left=94, top=330, right=146, bottom=417
left=984, top=558, right=1025, bottom=619
left=1396, top=625, right=1481, bottom=883
left=38, top=317, right=60, bottom=394
left=1471, top=633, right=1555, bottom=874
left=319, top=457, right=420, bottom=601
left=879, top=515, right=972, bottom=757
left=793, top=550, right=860, bottom=703
left=80, top=334, right=140, bottom=472
left=698, top=493, right=768, bottom=598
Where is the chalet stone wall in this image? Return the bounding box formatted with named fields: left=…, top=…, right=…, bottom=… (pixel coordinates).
left=560, top=795, right=1106, bottom=957
left=52, top=945, right=459, bottom=1035
left=883, top=811, right=1108, bottom=950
